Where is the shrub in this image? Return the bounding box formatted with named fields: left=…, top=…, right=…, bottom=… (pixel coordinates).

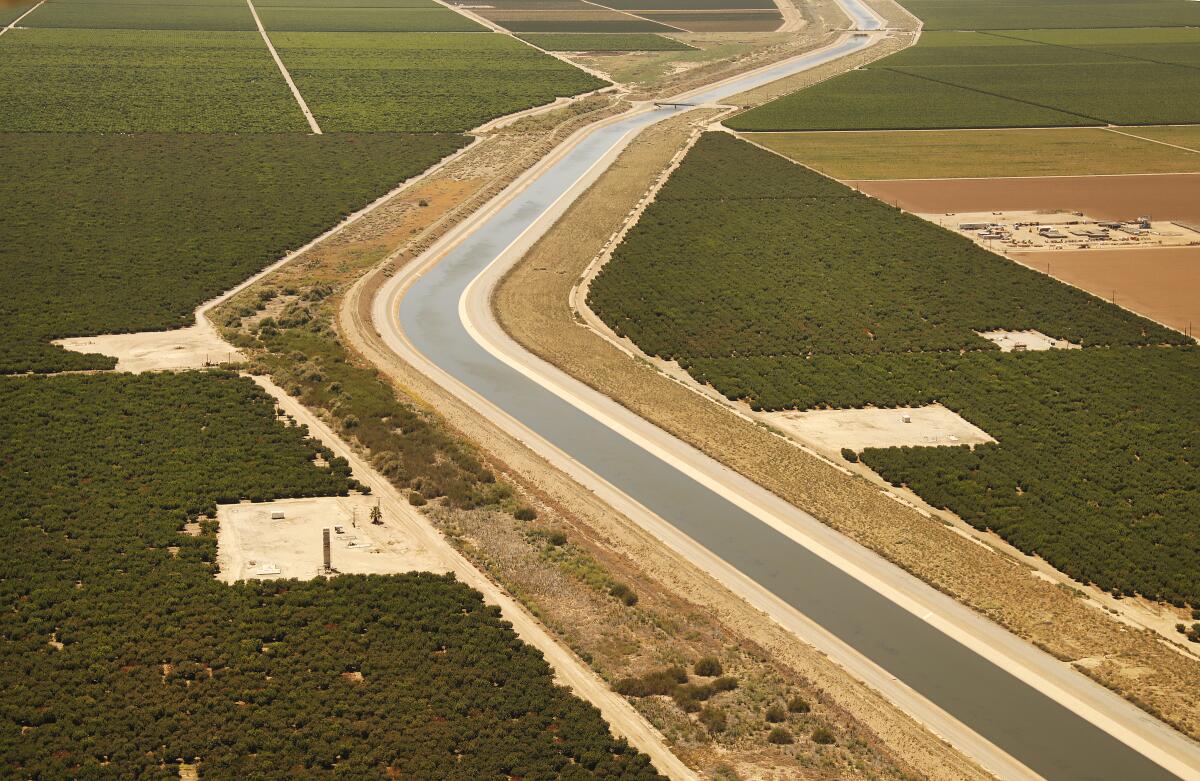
left=765, top=705, right=786, bottom=723
left=408, top=491, right=426, bottom=507
left=767, top=727, right=794, bottom=745
left=811, top=727, right=836, bottom=745
left=787, top=696, right=810, bottom=714
left=711, top=676, right=738, bottom=693
left=514, top=506, right=538, bottom=521
left=547, top=530, right=568, bottom=546
left=615, top=666, right=687, bottom=697
left=841, top=447, right=858, bottom=463
left=609, top=582, right=639, bottom=606
left=693, top=656, right=723, bottom=677
left=699, top=707, right=727, bottom=733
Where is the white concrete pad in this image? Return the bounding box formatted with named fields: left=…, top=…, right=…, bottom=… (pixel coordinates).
left=215, top=496, right=450, bottom=583
left=769, top=404, right=995, bottom=453
left=976, top=329, right=1081, bottom=352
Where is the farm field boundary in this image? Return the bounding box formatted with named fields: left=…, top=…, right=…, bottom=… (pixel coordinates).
left=0, top=1, right=44, bottom=34
left=246, top=0, right=321, bottom=133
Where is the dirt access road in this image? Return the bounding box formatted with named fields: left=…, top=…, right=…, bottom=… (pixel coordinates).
left=365, top=16, right=1200, bottom=781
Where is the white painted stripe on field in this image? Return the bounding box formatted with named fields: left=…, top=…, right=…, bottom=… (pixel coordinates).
left=0, top=0, right=47, bottom=36
left=245, top=0, right=322, bottom=134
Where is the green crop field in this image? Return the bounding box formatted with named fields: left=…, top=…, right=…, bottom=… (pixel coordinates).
left=521, top=31, right=694, bottom=50
left=0, top=3, right=36, bottom=25
left=274, top=32, right=606, bottom=131
left=602, top=0, right=776, bottom=8
left=0, top=372, right=664, bottom=779
left=729, top=27, right=1200, bottom=130
left=743, top=128, right=1200, bottom=179
left=726, top=68, right=1092, bottom=131
left=0, top=29, right=307, bottom=131
left=898, top=0, right=1200, bottom=30
left=22, top=0, right=256, bottom=30
left=256, top=5, right=486, bottom=31
left=0, top=132, right=466, bottom=373
left=590, top=133, right=1198, bottom=606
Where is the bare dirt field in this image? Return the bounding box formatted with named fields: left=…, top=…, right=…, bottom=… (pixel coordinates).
left=852, top=173, right=1200, bottom=224
left=1010, top=247, right=1200, bottom=337
left=768, top=404, right=994, bottom=454
left=55, top=319, right=240, bottom=373
left=215, top=495, right=451, bottom=583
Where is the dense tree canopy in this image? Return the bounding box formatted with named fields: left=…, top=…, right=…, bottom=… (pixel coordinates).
left=0, top=373, right=664, bottom=779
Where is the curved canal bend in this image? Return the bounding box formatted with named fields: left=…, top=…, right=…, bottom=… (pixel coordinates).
left=388, top=11, right=1197, bottom=781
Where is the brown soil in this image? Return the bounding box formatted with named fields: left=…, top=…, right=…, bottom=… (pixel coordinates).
left=492, top=88, right=1200, bottom=746
left=852, top=173, right=1200, bottom=224
left=1011, top=247, right=1200, bottom=337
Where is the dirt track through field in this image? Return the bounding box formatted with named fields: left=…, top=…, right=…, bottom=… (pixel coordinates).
left=0, top=0, right=44, bottom=35
left=1012, top=247, right=1200, bottom=337
left=852, top=173, right=1200, bottom=223
left=246, top=0, right=322, bottom=134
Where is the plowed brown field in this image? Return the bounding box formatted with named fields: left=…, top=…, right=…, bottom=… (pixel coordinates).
left=1011, top=247, right=1200, bottom=337
left=852, top=173, right=1200, bottom=224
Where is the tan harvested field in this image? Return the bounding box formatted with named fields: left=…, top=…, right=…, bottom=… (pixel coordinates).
left=1011, top=247, right=1200, bottom=337
left=853, top=173, right=1200, bottom=224
left=1119, top=125, right=1200, bottom=153
left=744, top=127, right=1200, bottom=180
left=491, top=86, right=1200, bottom=742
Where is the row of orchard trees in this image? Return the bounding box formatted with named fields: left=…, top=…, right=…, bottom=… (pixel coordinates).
left=0, top=372, right=664, bottom=779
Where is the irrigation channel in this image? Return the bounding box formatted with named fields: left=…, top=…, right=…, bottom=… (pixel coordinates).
left=379, top=6, right=1200, bottom=780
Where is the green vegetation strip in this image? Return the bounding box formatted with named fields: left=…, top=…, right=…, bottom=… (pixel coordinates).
left=22, top=1, right=256, bottom=31
left=0, top=132, right=466, bottom=373
left=256, top=5, right=486, bottom=32
left=589, top=133, right=1198, bottom=606
left=743, top=128, right=1200, bottom=179
left=521, top=32, right=694, bottom=50
left=899, top=0, right=1200, bottom=31
left=0, top=29, right=307, bottom=132
left=273, top=32, right=606, bottom=131
left=729, top=27, right=1200, bottom=130
left=0, top=371, right=663, bottom=779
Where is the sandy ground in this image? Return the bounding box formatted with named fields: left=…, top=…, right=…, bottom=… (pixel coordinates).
left=215, top=495, right=451, bottom=583
left=852, top=173, right=1200, bottom=225
left=1010, top=247, right=1200, bottom=338
left=770, top=404, right=995, bottom=453
left=976, top=329, right=1080, bottom=352
left=55, top=317, right=241, bottom=373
